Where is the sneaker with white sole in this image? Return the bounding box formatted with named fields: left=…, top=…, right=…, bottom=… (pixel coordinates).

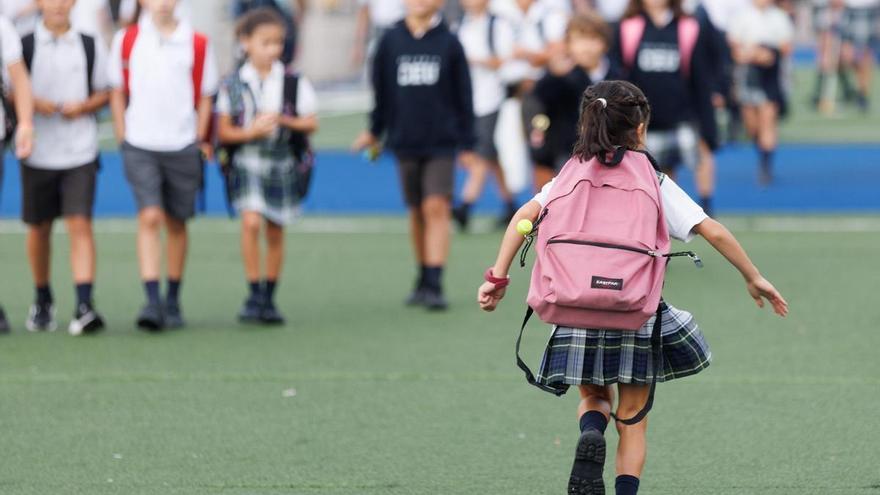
left=26, top=302, right=57, bottom=332
left=68, top=303, right=106, bottom=336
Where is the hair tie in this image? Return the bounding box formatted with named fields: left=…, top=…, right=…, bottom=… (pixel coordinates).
left=596, top=98, right=607, bottom=109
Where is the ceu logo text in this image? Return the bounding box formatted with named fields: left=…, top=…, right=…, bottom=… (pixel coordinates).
left=637, top=45, right=680, bottom=73
left=397, top=55, right=441, bottom=87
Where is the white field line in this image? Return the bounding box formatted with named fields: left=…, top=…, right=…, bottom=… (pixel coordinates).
left=0, top=216, right=879, bottom=235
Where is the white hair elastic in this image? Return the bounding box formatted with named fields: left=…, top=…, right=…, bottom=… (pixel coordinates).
left=596, top=98, right=608, bottom=108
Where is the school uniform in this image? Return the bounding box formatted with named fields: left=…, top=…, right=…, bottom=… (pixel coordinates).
left=457, top=12, right=514, bottom=162
left=842, top=0, right=880, bottom=49
left=19, top=23, right=108, bottom=225
left=370, top=16, right=475, bottom=207
left=530, top=171, right=712, bottom=391
left=493, top=0, right=568, bottom=83
left=611, top=13, right=718, bottom=172
left=107, top=16, right=219, bottom=221
left=729, top=5, right=794, bottom=108
left=532, top=60, right=615, bottom=171
left=0, top=15, right=20, bottom=198
left=216, top=61, right=317, bottom=225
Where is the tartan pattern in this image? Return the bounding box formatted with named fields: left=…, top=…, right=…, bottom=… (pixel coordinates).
left=645, top=124, right=699, bottom=172
left=842, top=6, right=880, bottom=48
left=535, top=303, right=711, bottom=393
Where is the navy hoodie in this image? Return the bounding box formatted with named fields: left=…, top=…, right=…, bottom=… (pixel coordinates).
left=370, top=19, right=476, bottom=156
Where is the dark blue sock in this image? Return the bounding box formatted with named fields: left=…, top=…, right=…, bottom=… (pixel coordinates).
left=36, top=285, right=53, bottom=305
left=423, top=266, right=443, bottom=291
left=759, top=149, right=774, bottom=173
left=264, top=279, right=277, bottom=301
left=249, top=281, right=261, bottom=298
left=166, top=278, right=181, bottom=303
left=579, top=410, right=608, bottom=434
left=144, top=280, right=160, bottom=305
left=418, top=265, right=428, bottom=289
left=75, top=283, right=93, bottom=306
left=615, top=475, right=640, bottom=495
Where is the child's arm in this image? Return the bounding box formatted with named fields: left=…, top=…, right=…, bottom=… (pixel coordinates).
left=59, top=90, right=111, bottom=119
left=196, top=95, right=213, bottom=157
left=109, top=88, right=126, bottom=144
left=279, top=113, right=318, bottom=134
left=8, top=60, right=34, bottom=159
left=216, top=113, right=276, bottom=145
left=694, top=218, right=788, bottom=316
left=478, top=200, right=543, bottom=312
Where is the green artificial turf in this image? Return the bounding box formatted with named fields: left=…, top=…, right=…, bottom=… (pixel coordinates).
left=0, top=217, right=879, bottom=494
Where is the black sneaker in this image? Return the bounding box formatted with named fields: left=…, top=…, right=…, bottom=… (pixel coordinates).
left=136, top=302, right=164, bottom=332
left=567, top=429, right=606, bottom=495
left=260, top=300, right=285, bottom=325
left=163, top=300, right=185, bottom=329
left=452, top=205, right=470, bottom=231
left=238, top=295, right=263, bottom=323
left=26, top=302, right=57, bottom=332
left=0, top=306, right=10, bottom=334
left=423, top=287, right=448, bottom=311
left=68, top=302, right=105, bottom=336
left=404, top=287, right=428, bottom=307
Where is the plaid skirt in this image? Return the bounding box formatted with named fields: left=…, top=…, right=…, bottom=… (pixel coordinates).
left=534, top=303, right=711, bottom=393
left=230, top=142, right=301, bottom=225
left=645, top=124, right=699, bottom=172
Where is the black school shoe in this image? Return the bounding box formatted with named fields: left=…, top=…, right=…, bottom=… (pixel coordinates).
left=0, top=306, right=10, bottom=334
left=136, top=302, right=164, bottom=332
left=259, top=300, right=285, bottom=325
left=568, top=429, right=606, bottom=495
left=404, top=286, right=428, bottom=307
left=68, top=302, right=105, bottom=336
left=238, top=295, right=264, bottom=323
left=452, top=205, right=471, bottom=231
left=422, top=287, right=448, bottom=311
left=26, top=302, right=57, bottom=332
left=163, top=300, right=185, bottom=329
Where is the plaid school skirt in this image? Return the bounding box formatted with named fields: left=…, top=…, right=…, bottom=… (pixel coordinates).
left=535, top=303, right=711, bottom=393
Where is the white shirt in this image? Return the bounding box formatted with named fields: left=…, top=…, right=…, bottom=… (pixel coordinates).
left=358, top=0, right=405, bottom=29
left=0, top=16, right=21, bottom=141
left=728, top=5, right=794, bottom=49
left=29, top=23, right=109, bottom=169
left=0, top=0, right=37, bottom=35
left=107, top=17, right=219, bottom=151
left=532, top=173, right=708, bottom=242
left=493, top=0, right=568, bottom=82
left=458, top=12, right=514, bottom=116
left=71, top=0, right=110, bottom=37
left=698, top=0, right=754, bottom=32
left=594, top=0, right=629, bottom=22
left=216, top=61, right=318, bottom=126
left=845, top=0, right=880, bottom=8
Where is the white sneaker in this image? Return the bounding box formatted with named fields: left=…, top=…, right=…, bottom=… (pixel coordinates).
left=68, top=303, right=105, bottom=336
left=25, top=303, right=57, bottom=332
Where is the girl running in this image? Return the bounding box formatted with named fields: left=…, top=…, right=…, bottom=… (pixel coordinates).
left=477, top=80, right=788, bottom=494
left=217, top=8, right=318, bottom=324
left=729, top=0, right=794, bottom=185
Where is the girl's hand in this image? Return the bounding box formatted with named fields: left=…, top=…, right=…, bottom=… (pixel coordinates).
left=14, top=124, right=33, bottom=160
left=746, top=276, right=788, bottom=317
left=351, top=130, right=377, bottom=152
left=478, top=281, right=507, bottom=312
left=249, top=113, right=278, bottom=139
left=60, top=101, right=84, bottom=120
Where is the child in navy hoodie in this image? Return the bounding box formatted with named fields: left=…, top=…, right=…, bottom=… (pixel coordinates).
left=353, top=0, right=476, bottom=311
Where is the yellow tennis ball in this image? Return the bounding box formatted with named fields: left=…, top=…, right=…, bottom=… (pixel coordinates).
left=516, top=219, right=533, bottom=236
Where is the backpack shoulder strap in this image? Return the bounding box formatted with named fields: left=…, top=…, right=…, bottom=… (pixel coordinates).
left=121, top=25, right=139, bottom=99
left=620, top=16, right=646, bottom=71
left=192, top=32, right=208, bottom=108
left=677, top=16, right=700, bottom=78
left=21, top=33, right=34, bottom=72
left=283, top=72, right=299, bottom=116
left=80, top=33, right=96, bottom=95
left=487, top=14, right=497, bottom=57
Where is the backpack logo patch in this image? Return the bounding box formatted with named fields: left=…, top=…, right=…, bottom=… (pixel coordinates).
left=591, top=276, right=623, bottom=291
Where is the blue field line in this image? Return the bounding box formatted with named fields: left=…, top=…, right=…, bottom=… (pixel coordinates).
left=1, top=143, right=878, bottom=218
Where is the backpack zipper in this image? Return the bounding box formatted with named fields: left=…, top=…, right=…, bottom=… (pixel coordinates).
left=546, top=239, right=658, bottom=257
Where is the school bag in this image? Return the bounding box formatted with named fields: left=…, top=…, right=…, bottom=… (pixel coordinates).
left=517, top=149, right=701, bottom=424
left=216, top=71, right=315, bottom=215
left=619, top=15, right=700, bottom=78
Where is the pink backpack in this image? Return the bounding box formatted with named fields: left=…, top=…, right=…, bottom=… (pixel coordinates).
left=619, top=15, right=700, bottom=78
left=516, top=149, right=702, bottom=423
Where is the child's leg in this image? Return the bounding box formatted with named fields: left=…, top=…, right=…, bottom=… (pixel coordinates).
left=569, top=385, right=613, bottom=494
left=421, top=194, right=451, bottom=272
left=756, top=102, right=779, bottom=182
left=264, top=219, right=284, bottom=288
left=408, top=207, right=427, bottom=265
left=615, top=383, right=651, bottom=483
left=578, top=384, right=614, bottom=420
left=695, top=141, right=716, bottom=216
left=459, top=152, right=489, bottom=207
left=740, top=105, right=758, bottom=141
left=64, top=215, right=95, bottom=305
left=136, top=206, right=164, bottom=303
left=26, top=221, right=53, bottom=300
left=164, top=214, right=188, bottom=302
left=240, top=211, right=263, bottom=285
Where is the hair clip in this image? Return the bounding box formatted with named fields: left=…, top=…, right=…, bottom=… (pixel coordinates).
left=596, top=98, right=607, bottom=109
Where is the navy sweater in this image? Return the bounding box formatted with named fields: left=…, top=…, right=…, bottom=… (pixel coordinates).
left=610, top=14, right=719, bottom=150
left=370, top=20, right=476, bottom=156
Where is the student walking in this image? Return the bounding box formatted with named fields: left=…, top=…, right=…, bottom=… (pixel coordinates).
left=0, top=12, right=35, bottom=335
left=477, top=81, right=788, bottom=494
left=728, top=0, right=794, bottom=185
left=19, top=0, right=110, bottom=335
left=353, top=0, right=476, bottom=311
left=108, top=0, right=218, bottom=331
left=217, top=8, right=318, bottom=325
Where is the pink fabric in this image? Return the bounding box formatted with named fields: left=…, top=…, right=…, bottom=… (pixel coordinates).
left=526, top=152, right=670, bottom=331
left=620, top=15, right=701, bottom=78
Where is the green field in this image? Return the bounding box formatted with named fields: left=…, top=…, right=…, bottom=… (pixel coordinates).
left=1, top=217, right=879, bottom=494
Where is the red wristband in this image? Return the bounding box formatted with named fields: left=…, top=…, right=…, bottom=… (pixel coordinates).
left=484, top=268, right=510, bottom=288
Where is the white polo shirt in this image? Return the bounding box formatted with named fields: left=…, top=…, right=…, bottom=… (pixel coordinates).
left=216, top=61, right=318, bottom=130
left=458, top=12, right=515, bottom=117
left=493, top=0, right=568, bottom=82
left=0, top=0, right=37, bottom=35
left=107, top=17, right=219, bottom=151
left=358, top=0, right=405, bottom=29
left=29, top=23, right=109, bottom=169
left=0, top=15, right=21, bottom=142
left=728, top=5, right=794, bottom=49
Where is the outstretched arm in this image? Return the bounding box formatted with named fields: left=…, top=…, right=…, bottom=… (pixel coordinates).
left=693, top=218, right=788, bottom=316
left=478, top=200, right=542, bottom=312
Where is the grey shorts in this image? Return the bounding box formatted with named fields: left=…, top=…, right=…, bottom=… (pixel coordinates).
left=475, top=112, right=499, bottom=161
left=394, top=154, right=455, bottom=207
left=20, top=160, right=98, bottom=224
left=842, top=6, right=879, bottom=49
left=122, top=141, right=203, bottom=221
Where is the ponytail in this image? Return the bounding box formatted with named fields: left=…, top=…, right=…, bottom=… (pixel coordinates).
left=572, top=80, right=651, bottom=166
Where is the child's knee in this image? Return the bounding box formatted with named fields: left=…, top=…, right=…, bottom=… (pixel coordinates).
left=579, top=384, right=612, bottom=402
left=421, top=196, right=450, bottom=218
left=139, top=208, right=163, bottom=230
left=265, top=222, right=284, bottom=245
left=241, top=214, right=262, bottom=237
